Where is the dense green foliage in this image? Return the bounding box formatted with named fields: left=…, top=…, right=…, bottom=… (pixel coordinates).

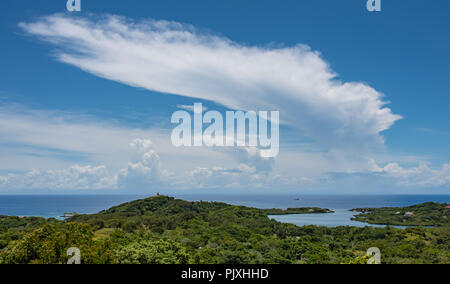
left=352, top=202, right=450, bottom=226
left=115, top=239, right=190, bottom=264
left=0, top=216, right=56, bottom=250
left=0, top=196, right=449, bottom=264
left=0, top=222, right=114, bottom=264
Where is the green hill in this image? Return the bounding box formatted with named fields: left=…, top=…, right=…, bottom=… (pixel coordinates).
left=1, top=196, right=449, bottom=264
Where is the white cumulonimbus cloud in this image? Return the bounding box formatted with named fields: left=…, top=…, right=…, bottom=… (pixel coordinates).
left=117, top=138, right=170, bottom=190
left=20, top=14, right=402, bottom=152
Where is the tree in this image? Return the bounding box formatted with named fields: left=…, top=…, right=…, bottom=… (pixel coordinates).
left=1, top=223, right=114, bottom=264
left=115, top=239, right=190, bottom=264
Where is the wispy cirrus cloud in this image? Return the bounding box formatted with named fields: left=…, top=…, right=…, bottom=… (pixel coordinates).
left=20, top=14, right=401, bottom=154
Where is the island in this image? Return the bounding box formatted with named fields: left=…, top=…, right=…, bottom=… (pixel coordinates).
left=261, top=207, right=334, bottom=215
left=0, top=196, right=449, bottom=264
left=351, top=202, right=450, bottom=227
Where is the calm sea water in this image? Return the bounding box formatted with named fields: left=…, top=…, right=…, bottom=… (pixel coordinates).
left=0, top=194, right=448, bottom=228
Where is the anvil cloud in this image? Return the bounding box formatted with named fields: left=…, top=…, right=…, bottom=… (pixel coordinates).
left=20, top=14, right=401, bottom=152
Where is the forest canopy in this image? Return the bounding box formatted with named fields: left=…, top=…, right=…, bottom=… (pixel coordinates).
left=0, top=196, right=449, bottom=264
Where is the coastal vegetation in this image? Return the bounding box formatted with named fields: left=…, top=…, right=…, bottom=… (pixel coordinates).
left=0, top=196, right=449, bottom=264
left=351, top=202, right=450, bottom=226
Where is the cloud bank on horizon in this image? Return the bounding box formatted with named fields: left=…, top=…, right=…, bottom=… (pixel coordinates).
left=0, top=14, right=448, bottom=193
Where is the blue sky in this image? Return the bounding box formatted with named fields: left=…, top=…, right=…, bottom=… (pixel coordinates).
left=0, top=0, right=449, bottom=194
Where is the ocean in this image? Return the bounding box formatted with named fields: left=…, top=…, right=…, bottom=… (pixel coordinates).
left=0, top=194, right=449, bottom=228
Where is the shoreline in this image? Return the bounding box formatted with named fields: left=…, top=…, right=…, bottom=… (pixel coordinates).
left=1, top=195, right=449, bottom=228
